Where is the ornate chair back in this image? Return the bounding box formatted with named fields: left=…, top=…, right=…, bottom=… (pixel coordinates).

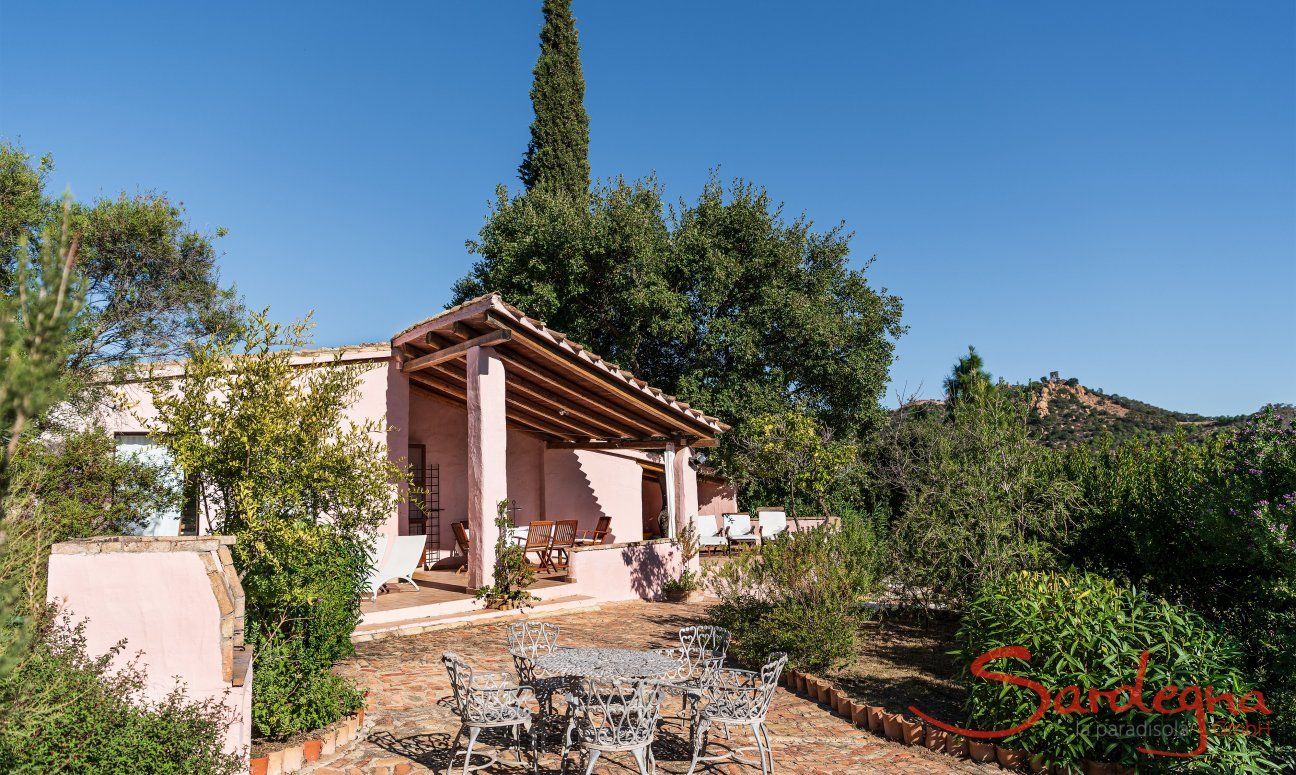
left=442, top=651, right=532, bottom=726
left=705, top=651, right=787, bottom=723
left=679, top=625, right=732, bottom=661
left=507, top=621, right=560, bottom=683
left=570, top=678, right=664, bottom=750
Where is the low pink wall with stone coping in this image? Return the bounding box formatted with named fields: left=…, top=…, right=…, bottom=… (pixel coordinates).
left=564, top=539, right=683, bottom=602
left=46, top=536, right=252, bottom=758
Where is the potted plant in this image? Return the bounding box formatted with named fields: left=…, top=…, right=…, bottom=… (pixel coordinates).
left=662, top=522, right=705, bottom=603
left=473, top=500, right=538, bottom=610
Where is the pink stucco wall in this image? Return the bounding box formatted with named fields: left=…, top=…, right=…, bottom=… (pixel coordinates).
left=698, top=478, right=738, bottom=517
left=46, top=547, right=251, bottom=757
left=565, top=539, right=683, bottom=602
left=544, top=449, right=645, bottom=544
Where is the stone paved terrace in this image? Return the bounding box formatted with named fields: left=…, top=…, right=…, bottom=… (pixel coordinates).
left=328, top=601, right=993, bottom=775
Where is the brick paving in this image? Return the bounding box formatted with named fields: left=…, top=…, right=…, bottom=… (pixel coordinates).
left=327, top=601, right=994, bottom=775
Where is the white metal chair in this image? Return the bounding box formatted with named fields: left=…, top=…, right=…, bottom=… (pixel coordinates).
left=724, top=514, right=759, bottom=551
left=363, top=534, right=425, bottom=601
left=755, top=508, right=788, bottom=542
left=506, top=621, right=563, bottom=714
left=562, top=678, right=664, bottom=775
left=692, top=515, right=728, bottom=554
left=442, top=652, right=535, bottom=775
left=686, top=652, right=787, bottom=775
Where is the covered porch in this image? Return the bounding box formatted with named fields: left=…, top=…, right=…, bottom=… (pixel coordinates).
left=369, top=293, right=728, bottom=627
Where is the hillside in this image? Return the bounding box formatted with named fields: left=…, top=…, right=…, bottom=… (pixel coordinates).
left=901, top=378, right=1275, bottom=447
left=1021, top=378, right=1245, bottom=447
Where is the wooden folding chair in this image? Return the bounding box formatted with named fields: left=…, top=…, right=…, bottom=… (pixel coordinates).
left=575, top=515, right=612, bottom=546
left=522, top=520, right=556, bottom=572
left=451, top=521, right=471, bottom=574
left=550, top=519, right=579, bottom=571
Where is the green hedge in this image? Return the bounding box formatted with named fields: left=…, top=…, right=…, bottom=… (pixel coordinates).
left=957, top=571, right=1287, bottom=773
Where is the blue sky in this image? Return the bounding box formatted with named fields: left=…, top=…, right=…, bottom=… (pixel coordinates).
left=2, top=1, right=1292, bottom=416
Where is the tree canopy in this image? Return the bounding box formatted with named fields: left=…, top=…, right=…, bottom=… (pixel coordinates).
left=456, top=174, right=904, bottom=503
left=518, top=0, right=590, bottom=200
left=0, top=142, right=239, bottom=371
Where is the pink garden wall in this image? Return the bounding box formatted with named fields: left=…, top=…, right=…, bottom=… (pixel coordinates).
left=46, top=536, right=252, bottom=757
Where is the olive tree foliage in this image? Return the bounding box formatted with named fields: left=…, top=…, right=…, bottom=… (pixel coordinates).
left=143, top=310, right=398, bottom=591
left=876, top=375, right=1080, bottom=611
left=726, top=411, right=859, bottom=519
left=144, top=311, right=401, bottom=736
left=0, top=142, right=239, bottom=372
left=456, top=175, right=905, bottom=500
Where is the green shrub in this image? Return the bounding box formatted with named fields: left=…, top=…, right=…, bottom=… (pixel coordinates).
left=874, top=386, right=1079, bottom=610
left=957, top=571, right=1287, bottom=773
left=250, top=636, right=361, bottom=740
left=1065, top=406, right=1296, bottom=745
left=0, top=615, right=242, bottom=775
left=708, top=513, right=881, bottom=672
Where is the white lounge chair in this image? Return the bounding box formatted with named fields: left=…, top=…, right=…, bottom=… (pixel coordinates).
left=724, top=513, right=759, bottom=551
left=692, top=515, right=728, bottom=554
left=364, top=534, right=425, bottom=601
left=756, top=507, right=788, bottom=541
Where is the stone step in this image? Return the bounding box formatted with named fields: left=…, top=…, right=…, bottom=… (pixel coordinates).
left=351, top=594, right=601, bottom=643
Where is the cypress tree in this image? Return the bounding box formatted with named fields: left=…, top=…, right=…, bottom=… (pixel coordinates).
left=518, top=0, right=590, bottom=199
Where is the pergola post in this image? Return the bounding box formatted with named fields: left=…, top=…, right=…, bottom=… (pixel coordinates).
left=466, top=346, right=507, bottom=590
left=670, top=445, right=694, bottom=538
left=662, top=443, right=678, bottom=540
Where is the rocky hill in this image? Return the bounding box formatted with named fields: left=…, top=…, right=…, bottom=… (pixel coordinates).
left=1021, top=379, right=1245, bottom=447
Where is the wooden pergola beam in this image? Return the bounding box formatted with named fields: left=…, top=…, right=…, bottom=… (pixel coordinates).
left=406, top=372, right=585, bottom=441
left=402, top=330, right=512, bottom=374
left=484, top=310, right=720, bottom=439
left=415, top=360, right=613, bottom=439
left=546, top=438, right=681, bottom=450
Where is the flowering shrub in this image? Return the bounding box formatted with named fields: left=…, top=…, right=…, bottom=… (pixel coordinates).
left=1065, top=405, right=1296, bottom=747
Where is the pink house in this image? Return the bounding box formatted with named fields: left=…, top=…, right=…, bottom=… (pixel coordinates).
left=104, top=293, right=739, bottom=635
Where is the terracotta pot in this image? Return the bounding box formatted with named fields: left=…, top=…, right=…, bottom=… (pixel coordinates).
left=834, top=691, right=853, bottom=716
left=924, top=726, right=949, bottom=753
left=968, top=739, right=998, bottom=763
left=249, top=757, right=269, bottom=775
left=997, top=745, right=1029, bottom=769
left=945, top=733, right=969, bottom=758
left=303, top=739, right=322, bottom=763
left=882, top=713, right=905, bottom=742
left=900, top=717, right=924, bottom=746
left=816, top=682, right=834, bottom=706
left=866, top=705, right=886, bottom=733
left=1083, top=761, right=1122, bottom=775
left=783, top=669, right=798, bottom=689
left=798, top=675, right=814, bottom=696
left=849, top=702, right=869, bottom=728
